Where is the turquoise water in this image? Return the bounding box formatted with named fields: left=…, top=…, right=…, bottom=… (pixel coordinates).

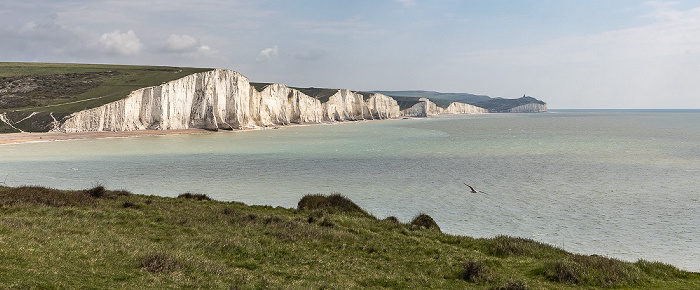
left=1, top=111, right=699, bottom=271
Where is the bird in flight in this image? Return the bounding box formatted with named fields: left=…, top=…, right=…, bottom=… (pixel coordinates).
left=464, top=183, right=485, bottom=193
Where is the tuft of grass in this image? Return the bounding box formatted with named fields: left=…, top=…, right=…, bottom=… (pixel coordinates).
left=410, top=213, right=440, bottom=232
left=121, top=201, right=140, bottom=209
left=460, top=260, right=494, bottom=283
left=493, top=280, right=529, bottom=290
left=488, top=235, right=561, bottom=258
left=177, top=193, right=212, bottom=201
left=319, top=217, right=334, bottom=228
left=636, top=259, right=689, bottom=279
left=537, top=254, right=643, bottom=287
left=297, top=193, right=372, bottom=218
left=140, top=253, right=181, bottom=273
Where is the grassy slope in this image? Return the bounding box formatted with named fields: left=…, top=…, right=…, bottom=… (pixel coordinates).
left=1, top=186, right=698, bottom=289
left=0, top=62, right=212, bottom=132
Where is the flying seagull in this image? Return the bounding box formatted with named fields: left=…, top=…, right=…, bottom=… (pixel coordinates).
left=464, top=183, right=485, bottom=194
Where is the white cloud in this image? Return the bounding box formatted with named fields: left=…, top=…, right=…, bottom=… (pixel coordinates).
left=162, top=34, right=199, bottom=52
left=159, top=34, right=214, bottom=56
left=198, top=45, right=211, bottom=53
left=97, top=30, right=143, bottom=56
left=394, top=0, right=416, bottom=7
left=256, top=45, right=279, bottom=61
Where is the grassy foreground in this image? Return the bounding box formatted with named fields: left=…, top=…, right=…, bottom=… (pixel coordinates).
left=1, top=186, right=698, bottom=289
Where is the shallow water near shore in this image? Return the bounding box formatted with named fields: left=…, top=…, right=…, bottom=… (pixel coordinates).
left=1, top=110, right=699, bottom=271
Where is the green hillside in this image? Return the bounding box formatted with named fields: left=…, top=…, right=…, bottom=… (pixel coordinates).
left=1, top=185, right=697, bottom=288
left=0, top=62, right=212, bottom=133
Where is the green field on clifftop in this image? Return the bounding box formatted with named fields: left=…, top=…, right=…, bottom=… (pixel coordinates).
left=0, top=62, right=212, bottom=132
left=0, top=185, right=698, bottom=289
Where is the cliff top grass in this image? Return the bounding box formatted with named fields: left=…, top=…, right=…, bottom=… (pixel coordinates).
left=0, top=62, right=212, bottom=132
left=0, top=62, right=212, bottom=114
left=1, top=185, right=698, bottom=289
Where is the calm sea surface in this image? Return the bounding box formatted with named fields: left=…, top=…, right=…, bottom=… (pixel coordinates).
left=1, top=110, right=699, bottom=271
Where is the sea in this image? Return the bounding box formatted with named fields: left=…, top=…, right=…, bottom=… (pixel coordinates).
left=1, top=110, right=699, bottom=271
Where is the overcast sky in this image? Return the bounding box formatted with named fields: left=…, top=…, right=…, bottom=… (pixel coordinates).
left=2, top=0, right=700, bottom=109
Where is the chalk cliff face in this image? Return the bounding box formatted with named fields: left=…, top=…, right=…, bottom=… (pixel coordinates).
left=401, top=98, right=488, bottom=117
left=57, top=69, right=403, bottom=132
left=322, top=90, right=401, bottom=121
left=503, top=103, right=548, bottom=113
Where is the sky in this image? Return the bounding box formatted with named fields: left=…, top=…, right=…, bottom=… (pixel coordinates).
left=2, top=0, right=700, bottom=109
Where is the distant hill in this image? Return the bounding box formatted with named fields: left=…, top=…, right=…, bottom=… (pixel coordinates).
left=373, top=90, right=546, bottom=112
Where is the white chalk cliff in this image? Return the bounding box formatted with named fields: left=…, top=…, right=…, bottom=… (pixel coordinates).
left=55, top=69, right=500, bottom=133
left=503, top=103, right=548, bottom=113
left=57, top=69, right=407, bottom=132
left=400, top=98, right=488, bottom=117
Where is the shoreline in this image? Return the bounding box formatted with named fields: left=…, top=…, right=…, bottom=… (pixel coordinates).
left=0, top=129, right=213, bottom=145
left=0, top=118, right=412, bottom=145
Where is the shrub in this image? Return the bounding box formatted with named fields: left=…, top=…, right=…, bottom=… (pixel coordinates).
left=383, top=216, right=400, bottom=223
left=297, top=193, right=371, bottom=217
left=86, top=186, right=105, bottom=198
left=460, top=260, right=493, bottom=283
left=410, top=213, right=440, bottom=232
left=177, top=193, right=212, bottom=201
left=140, top=253, right=181, bottom=273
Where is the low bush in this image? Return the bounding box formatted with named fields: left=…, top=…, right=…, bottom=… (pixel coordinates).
left=410, top=213, right=440, bottom=232
left=177, top=193, right=212, bottom=201
left=297, top=193, right=371, bottom=217
left=86, top=186, right=105, bottom=198
left=140, top=253, right=181, bottom=273
left=383, top=216, right=400, bottom=223
left=460, top=260, right=493, bottom=283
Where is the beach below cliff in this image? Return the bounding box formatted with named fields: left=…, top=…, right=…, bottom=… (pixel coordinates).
left=0, top=119, right=397, bottom=145
left=0, top=129, right=212, bottom=145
